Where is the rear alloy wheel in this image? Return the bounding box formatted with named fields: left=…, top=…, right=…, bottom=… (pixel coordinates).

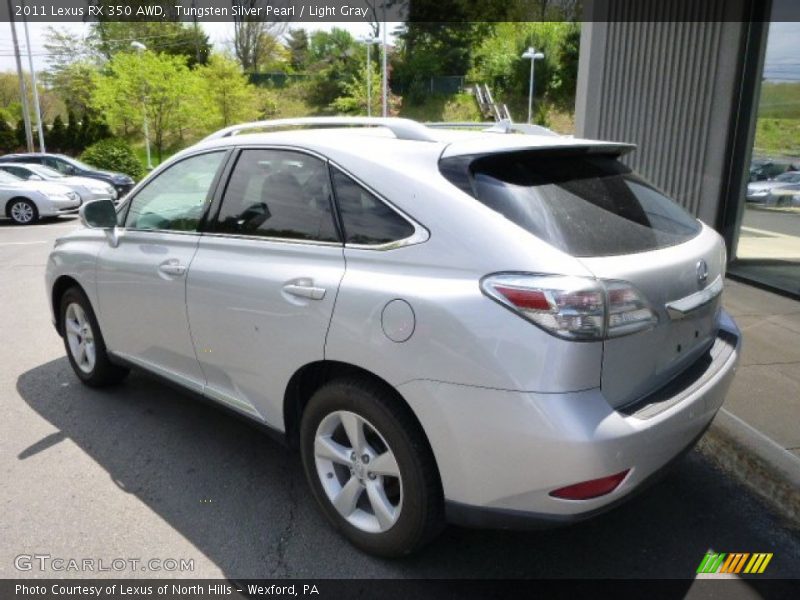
left=9, top=199, right=38, bottom=225
left=300, top=378, right=443, bottom=557
left=60, top=287, right=129, bottom=387
left=314, top=410, right=403, bottom=534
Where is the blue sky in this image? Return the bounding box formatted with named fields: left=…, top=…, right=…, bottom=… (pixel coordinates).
left=763, top=22, right=800, bottom=82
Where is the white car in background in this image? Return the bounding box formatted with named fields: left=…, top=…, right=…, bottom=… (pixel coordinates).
left=746, top=170, right=800, bottom=203
left=0, top=169, right=81, bottom=224
left=0, top=162, right=117, bottom=205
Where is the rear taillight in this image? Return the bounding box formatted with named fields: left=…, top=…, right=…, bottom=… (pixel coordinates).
left=481, top=274, right=657, bottom=341
left=549, top=469, right=630, bottom=500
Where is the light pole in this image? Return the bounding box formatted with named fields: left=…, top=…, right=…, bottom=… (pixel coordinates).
left=131, top=41, right=153, bottom=170
left=361, top=36, right=380, bottom=117
left=521, top=47, right=544, bottom=124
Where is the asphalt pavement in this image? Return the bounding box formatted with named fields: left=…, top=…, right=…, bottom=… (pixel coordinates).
left=1, top=216, right=798, bottom=584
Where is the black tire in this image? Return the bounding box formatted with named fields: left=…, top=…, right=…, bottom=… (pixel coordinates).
left=8, top=198, right=38, bottom=225
left=60, top=286, right=129, bottom=387
left=300, top=377, right=444, bottom=557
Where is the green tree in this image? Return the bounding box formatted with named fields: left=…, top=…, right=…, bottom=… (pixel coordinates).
left=91, top=21, right=211, bottom=67
left=331, top=64, right=398, bottom=116
left=42, top=61, right=97, bottom=117
left=304, top=28, right=363, bottom=109
left=93, top=51, right=204, bottom=161
left=14, top=118, right=26, bottom=148
left=65, top=110, right=80, bottom=153
left=48, top=115, right=66, bottom=152
left=468, top=22, right=580, bottom=111
left=198, top=54, right=260, bottom=129
left=0, top=117, right=16, bottom=152
left=286, top=28, right=309, bottom=72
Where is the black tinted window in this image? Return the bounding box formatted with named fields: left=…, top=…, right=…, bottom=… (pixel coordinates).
left=331, top=168, right=415, bottom=245
left=441, top=152, right=701, bottom=257
left=215, top=149, right=339, bottom=243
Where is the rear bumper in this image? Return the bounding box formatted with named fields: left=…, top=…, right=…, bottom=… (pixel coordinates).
left=398, top=310, right=740, bottom=526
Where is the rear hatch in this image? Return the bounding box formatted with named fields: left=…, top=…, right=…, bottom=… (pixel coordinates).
left=440, top=146, right=725, bottom=409
left=580, top=228, right=724, bottom=408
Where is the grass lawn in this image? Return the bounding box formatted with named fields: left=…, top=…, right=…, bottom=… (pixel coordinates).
left=754, top=82, right=800, bottom=158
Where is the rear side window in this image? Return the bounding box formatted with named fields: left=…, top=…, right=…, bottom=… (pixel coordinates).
left=215, top=149, right=339, bottom=243
left=331, top=168, right=415, bottom=245
left=440, top=152, right=701, bottom=257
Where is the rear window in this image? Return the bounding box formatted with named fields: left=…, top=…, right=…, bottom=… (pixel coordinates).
left=440, top=151, right=701, bottom=257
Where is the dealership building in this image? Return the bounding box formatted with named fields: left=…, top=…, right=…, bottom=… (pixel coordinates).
left=575, top=0, right=799, bottom=296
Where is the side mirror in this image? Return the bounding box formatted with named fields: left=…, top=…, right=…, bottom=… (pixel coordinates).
left=64, top=165, right=77, bottom=175
left=80, top=199, right=117, bottom=229
left=28, top=174, right=43, bottom=180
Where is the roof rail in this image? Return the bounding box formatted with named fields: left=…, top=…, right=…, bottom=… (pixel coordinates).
left=202, top=117, right=439, bottom=143
left=426, top=120, right=561, bottom=137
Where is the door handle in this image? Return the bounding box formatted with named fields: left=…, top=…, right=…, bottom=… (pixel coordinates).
left=158, top=260, right=187, bottom=277
left=283, top=283, right=326, bottom=300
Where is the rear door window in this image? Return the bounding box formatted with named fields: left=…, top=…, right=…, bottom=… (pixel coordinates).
left=440, top=152, right=701, bottom=257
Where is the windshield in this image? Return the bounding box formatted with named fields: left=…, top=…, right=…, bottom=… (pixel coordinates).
left=27, top=164, right=64, bottom=179
left=0, top=170, right=22, bottom=184
left=440, top=151, right=702, bottom=257
left=59, top=155, right=96, bottom=171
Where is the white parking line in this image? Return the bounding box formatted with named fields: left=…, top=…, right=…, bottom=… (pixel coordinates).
left=0, top=241, right=48, bottom=246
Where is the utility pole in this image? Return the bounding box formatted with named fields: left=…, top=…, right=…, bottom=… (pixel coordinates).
left=381, top=18, right=387, bottom=117
left=7, top=0, right=34, bottom=152
left=191, top=0, right=201, bottom=65
left=22, top=0, right=45, bottom=152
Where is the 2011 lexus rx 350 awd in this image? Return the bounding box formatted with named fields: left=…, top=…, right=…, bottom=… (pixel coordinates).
left=45, top=118, right=740, bottom=557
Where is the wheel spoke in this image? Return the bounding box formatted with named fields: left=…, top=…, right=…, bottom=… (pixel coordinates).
left=340, top=412, right=367, bottom=454
left=366, top=480, right=396, bottom=530
left=84, top=342, right=96, bottom=367
left=78, top=343, right=87, bottom=365
left=66, top=319, right=81, bottom=335
left=370, top=451, right=400, bottom=478
left=314, top=436, right=351, bottom=465
left=332, top=476, right=363, bottom=517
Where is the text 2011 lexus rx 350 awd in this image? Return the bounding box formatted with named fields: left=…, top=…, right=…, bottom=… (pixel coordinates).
left=46, top=118, right=740, bottom=557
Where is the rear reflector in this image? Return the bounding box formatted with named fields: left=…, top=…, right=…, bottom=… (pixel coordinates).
left=549, top=469, right=630, bottom=500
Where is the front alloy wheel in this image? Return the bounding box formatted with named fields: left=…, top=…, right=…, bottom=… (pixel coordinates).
left=9, top=199, right=38, bottom=225
left=60, top=287, right=129, bottom=387
left=65, top=302, right=96, bottom=374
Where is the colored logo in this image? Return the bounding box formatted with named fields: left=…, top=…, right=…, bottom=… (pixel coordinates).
left=696, top=552, right=773, bottom=575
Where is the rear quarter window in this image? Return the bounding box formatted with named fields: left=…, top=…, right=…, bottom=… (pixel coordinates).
left=440, top=151, right=701, bottom=257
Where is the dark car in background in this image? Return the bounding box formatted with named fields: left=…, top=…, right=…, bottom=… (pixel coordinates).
left=749, top=159, right=799, bottom=182
left=0, top=153, right=135, bottom=198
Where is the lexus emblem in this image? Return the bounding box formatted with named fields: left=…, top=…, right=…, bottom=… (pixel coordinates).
left=696, top=259, right=709, bottom=286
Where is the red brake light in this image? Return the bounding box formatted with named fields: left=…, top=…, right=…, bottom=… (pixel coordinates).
left=493, top=285, right=552, bottom=311
left=549, top=469, right=630, bottom=500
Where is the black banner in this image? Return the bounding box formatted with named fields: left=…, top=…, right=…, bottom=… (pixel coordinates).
left=3, top=579, right=800, bottom=600
left=1, top=0, right=800, bottom=23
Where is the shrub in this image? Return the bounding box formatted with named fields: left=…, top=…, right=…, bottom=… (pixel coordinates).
left=80, top=138, right=145, bottom=181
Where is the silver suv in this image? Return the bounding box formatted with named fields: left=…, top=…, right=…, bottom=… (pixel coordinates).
left=45, top=118, right=740, bottom=557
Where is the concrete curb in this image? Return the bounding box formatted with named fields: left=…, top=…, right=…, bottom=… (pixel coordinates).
left=698, top=408, right=800, bottom=527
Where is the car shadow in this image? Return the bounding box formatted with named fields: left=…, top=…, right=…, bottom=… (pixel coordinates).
left=16, top=358, right=798, bottom=580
